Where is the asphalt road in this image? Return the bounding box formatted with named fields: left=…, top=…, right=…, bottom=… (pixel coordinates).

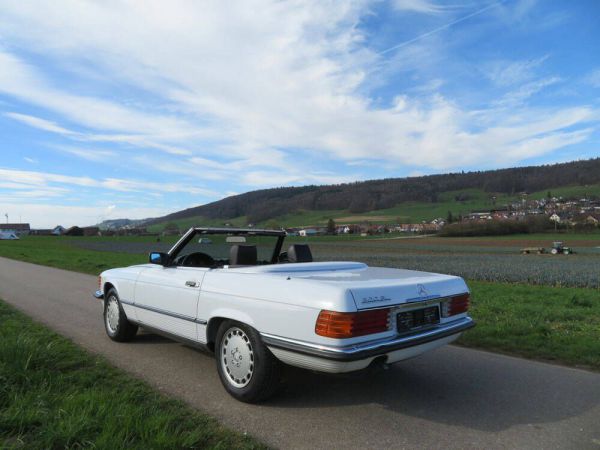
left=1, top=256, right=599, bottom=450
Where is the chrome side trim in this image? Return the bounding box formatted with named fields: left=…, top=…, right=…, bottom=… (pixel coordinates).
left=139, top=323, right=210, bottom=349
left=119, top=299, right=207, bottom=325
left=261, top=317, right=475, bottom=362
left=93, top=290, right=104, bottom=300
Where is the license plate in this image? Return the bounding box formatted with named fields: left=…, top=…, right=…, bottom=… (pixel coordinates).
left=397, top=305, right=440, bottom=333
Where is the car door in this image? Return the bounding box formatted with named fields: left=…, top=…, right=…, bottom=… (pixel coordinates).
left=133, top=265, right=206, bottom=341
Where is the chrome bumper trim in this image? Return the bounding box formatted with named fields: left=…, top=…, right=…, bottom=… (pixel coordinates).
left=261, top=317, right=475, bottom=362
left=93, top=290, right=104, bottom=300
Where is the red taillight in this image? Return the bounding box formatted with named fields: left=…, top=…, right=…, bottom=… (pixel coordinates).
left=98, top=275, right=102, bottom=290
left=315, top=309, right=390, bottom=338
left=441, top=293, right=470, bottom=317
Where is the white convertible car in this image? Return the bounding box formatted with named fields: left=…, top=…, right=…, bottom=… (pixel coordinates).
left=94, top=227, right=474, bottom=402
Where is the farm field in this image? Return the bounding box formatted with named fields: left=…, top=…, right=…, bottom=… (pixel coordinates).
left=308, top=234, right=600, bottom=288
left=0, top=300, right=264, bottom=449
left=1, top=233, right=599, bottom=288
left=0, top=234, right=599, bottom=370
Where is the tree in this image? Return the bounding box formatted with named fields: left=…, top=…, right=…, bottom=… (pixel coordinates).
left=446, top=211, right=454, bottom=224
left=326, top=218, right=336, bottom=234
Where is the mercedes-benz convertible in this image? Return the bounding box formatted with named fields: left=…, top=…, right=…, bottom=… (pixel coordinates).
left=94, top=227, right=474, bottom=402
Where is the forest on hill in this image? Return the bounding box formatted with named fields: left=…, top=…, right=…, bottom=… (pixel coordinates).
left=150, top=158, right=600, bottom=224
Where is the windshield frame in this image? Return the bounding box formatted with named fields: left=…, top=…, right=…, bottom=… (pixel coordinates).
left=167, top=227, right=286, bottom=266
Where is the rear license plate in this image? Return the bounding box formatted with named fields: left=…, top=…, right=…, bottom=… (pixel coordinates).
left=397, top=305, right=440, bottom=333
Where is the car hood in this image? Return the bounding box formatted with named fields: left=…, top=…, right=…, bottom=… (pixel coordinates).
left=230, top=262, right=468, bottom=310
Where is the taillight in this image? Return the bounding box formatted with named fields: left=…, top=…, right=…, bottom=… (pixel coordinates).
left=441, top=293, right=470, bottom=317
left=315, top=309, right=390, bottom=338
left=98, top=275, right=102, bottom=290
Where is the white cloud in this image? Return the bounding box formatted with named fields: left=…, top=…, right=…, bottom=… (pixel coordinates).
left=6, top=112, right=77, bottom=136
left=584, top=69, right=600, bottom=88
left=0, top=202, right=171, bottom=228
left=486, top=56, right=549, bottom=87
left=51, top=145, right=117, bottom=162
left=0, top=0, right=597, bottom=178
left=496, top=76, right=562, bottom=107
left=0, top=167, right=218, bottom=197
left=392, top=0, right=451, bottom=15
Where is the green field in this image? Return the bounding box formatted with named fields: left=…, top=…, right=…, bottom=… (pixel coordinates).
left=1, top=235, right=599, bottom=370
left=146, top=183, right=600, bottom=231
left=462, top=281, right=600, bottom=370
left=0, top=300, right=265, bottom=449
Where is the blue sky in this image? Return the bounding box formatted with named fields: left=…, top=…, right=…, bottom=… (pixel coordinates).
left=1, top=0, right=599, bottom=227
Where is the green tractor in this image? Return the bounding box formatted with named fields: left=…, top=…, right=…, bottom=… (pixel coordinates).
left=550, top=241, right=574, bottom=255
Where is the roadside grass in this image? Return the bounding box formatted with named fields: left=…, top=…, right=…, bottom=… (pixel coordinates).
left=462, top=281, right=600, bottom=371
left=0, top=300, right=265, bottom=450
left=0, top=236, right=147, bottom=274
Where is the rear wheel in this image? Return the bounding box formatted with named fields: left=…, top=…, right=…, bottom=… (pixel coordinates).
left=215, top=321, right=281, bottom=403
left=104, top=288, right=138, bottom=342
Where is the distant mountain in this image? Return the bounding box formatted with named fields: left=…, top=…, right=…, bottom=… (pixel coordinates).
left=148, top=158, right=600, bottom=225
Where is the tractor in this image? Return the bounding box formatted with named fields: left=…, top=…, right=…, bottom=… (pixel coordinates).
left=550, top=241, right=573, bottom=255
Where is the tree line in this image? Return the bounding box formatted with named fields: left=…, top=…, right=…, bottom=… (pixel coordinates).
left=150, top=158, right=600, bottom=224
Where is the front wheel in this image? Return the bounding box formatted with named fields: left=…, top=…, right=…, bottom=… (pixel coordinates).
left=215, top=321, right=281, bottom=403
left=104, top=288, right=138, bottom=342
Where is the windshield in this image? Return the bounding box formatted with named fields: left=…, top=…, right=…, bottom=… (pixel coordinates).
left=170, top=230, right=284, bottom=268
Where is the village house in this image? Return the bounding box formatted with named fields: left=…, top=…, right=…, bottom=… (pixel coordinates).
left=0, top=223, right=31, bottom=236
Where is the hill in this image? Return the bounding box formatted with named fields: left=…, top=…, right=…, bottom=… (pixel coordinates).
left=147, top=158, right=600, bottom=229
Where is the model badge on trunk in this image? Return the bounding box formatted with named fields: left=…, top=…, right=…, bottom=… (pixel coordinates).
left=362, top=295, right=391, bottom=304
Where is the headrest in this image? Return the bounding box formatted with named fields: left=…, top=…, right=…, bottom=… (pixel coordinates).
left=287, top=244, right=313, bottom=263
left=229, top=244, right=257, bottom=266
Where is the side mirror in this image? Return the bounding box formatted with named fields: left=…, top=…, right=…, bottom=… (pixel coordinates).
left=149, top=252, right=169, bottom=266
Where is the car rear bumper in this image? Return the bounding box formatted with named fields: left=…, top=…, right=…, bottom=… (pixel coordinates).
left=261, top=316, right=475, bottom=372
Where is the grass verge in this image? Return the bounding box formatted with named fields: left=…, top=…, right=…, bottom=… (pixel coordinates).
left=0, top=300, right=265, bottom=449
left=461, top=281, right=600, bottom=371
left=0, top=236, right=147, bottom=274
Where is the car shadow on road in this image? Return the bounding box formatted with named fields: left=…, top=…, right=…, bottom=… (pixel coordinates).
left=130, top=330, right=175, bottom=344
left=268, top=347, right=600, bottom=432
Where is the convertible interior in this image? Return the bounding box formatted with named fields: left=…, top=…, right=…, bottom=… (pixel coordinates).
left=167, top=228, right=314, bottom=269
left=175, top=244, right=313, bottom=268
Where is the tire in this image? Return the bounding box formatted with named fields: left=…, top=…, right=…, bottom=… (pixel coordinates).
left=215, top=320, right=281, bottom=403
left=550, top=248, right=558, bottom=255
left=104, top=288, right=138, bottom=342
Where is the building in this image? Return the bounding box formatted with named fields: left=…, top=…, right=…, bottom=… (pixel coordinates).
left=298, top=228, right=318, bottom=237
left=0, top=223, right=31, bottom=236
left=64, top=226, right=83, bottom=236
left=30, top=229, right=53, bottom=236
left=52, top=225, right=66, bottom=235
left=83, top=227, right=100, bottom=236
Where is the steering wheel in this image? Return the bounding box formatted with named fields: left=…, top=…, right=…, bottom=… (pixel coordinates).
left=177, top=252, right=215, bottom=268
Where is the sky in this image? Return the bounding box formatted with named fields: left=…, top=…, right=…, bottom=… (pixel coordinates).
left=1, top=0, right=599, bottom=228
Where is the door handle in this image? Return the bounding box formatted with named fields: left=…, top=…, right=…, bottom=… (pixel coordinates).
left=185, top=281, right=199, bottom=287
